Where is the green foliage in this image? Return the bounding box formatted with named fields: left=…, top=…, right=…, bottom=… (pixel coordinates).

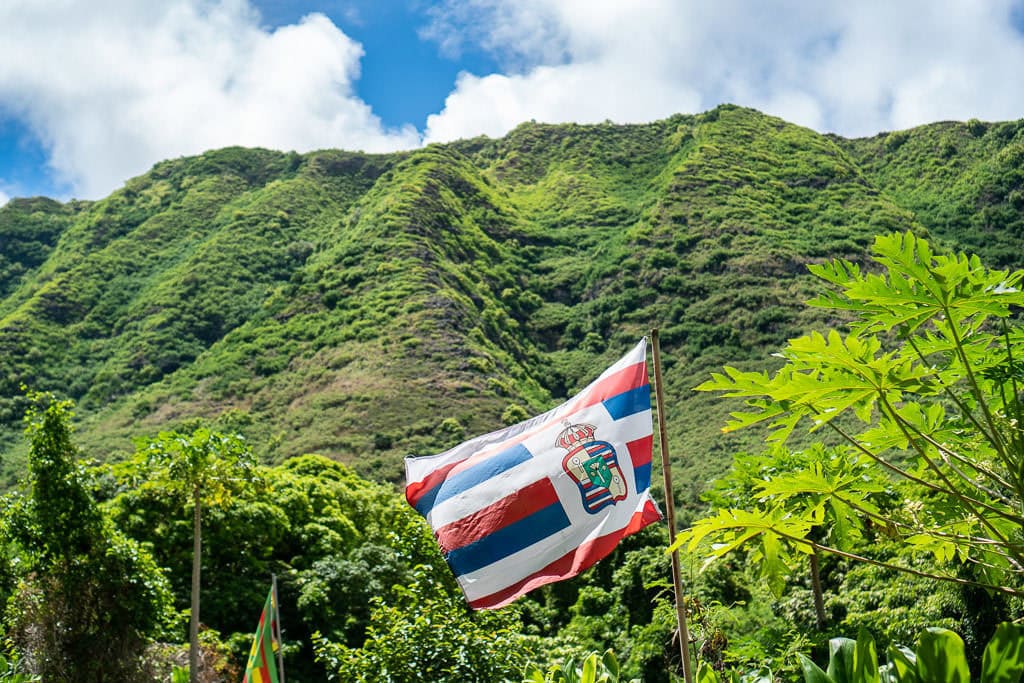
left=105, top=452, right=451, bottom=680
left=139, top=426, right=259, bottom=504
left=313, top=567, right=528, bottom=682
left=0, top=649, right=39, bottom=682
left=137, top=425, right=261, bottom=678
left=695, top=661, right=774, bottom=683
left=681, top=232, right=1024, bottom=601
left=2, top=393, right=173, bottom=681
left=0, top=197, right=78, bottom=301
left=793, top=624, right=1024, bottom=683
left=522, top=649, right=639, bottom=683
left=1, top=109, right=1024, bottom=678
left=0, top=105, right=960, bottom=495
left=691, top=445, right=891, bottom=599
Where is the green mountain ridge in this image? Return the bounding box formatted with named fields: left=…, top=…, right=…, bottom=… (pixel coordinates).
left=1, top=105, right=1022, bottom=501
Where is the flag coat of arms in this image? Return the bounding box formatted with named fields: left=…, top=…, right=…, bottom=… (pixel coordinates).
left=405, top=338, right=662, bottom=609
left=242, top=587, right=280, bottom=683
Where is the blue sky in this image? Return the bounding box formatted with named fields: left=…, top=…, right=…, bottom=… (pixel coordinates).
left=252, top=1, right=499, bottom=128
left=1, top=1, right=1024, bottom=203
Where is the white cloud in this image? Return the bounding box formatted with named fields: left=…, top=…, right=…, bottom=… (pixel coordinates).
left=423, top=0, right=1024, bottom=143
left=4, top=1, right=1024, bottom=198
left=0, top=0, right=420, bottom=199
left=425, top=62, right=702, bottom=143
left=0, top=189, right=8, bottom=207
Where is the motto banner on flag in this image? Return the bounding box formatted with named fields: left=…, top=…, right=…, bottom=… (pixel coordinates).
left=405, top=338, right=662, bottom=610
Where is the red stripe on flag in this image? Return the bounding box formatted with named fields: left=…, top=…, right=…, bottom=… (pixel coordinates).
left=434, top=478, right=559, bottom=553
left=418, top=361, right=650, bottom=486
left=626, top=434, right=653, bottom=468
left=467, top=499, right=662, bottom=609
left=406, top=459, right=461, bottom=509
left=571, top=362, right=649, bottom=411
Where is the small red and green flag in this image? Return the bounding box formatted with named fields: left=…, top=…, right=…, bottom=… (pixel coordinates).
left=242, top=586, right=280, bottom=683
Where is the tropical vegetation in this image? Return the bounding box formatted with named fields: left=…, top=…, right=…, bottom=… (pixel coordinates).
left=0, top=106, right=1023, bottom=679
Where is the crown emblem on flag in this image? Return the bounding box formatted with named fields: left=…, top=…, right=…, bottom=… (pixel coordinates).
left=556, top=421, right=596, bottom=450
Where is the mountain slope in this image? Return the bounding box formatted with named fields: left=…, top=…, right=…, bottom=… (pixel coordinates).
left=0, top=106, right=1021, bottom=502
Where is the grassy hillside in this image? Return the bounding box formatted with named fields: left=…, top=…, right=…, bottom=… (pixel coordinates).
left=1, top=105, right=1021, bottom=504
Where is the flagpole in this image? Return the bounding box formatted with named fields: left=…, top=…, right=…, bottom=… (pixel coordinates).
left=650, top=328, right=694, bottom=683
left=272, top=573, right=286, bottom=683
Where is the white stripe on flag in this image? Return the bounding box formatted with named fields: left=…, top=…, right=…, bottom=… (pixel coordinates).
left=458, top=488, right=656, bottom=602
left=426, top=407, right=652, bottom=530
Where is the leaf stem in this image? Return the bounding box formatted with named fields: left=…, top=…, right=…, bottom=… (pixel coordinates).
left=775, top=529, right=1024, bottom=598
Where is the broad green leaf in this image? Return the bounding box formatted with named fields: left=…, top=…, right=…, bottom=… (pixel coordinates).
left=981, top=622, right=1024, bottom=683
left=740, top=669, right=774, bottom=683
left=916, top=628, right=969, bottom=683
left=522, top=665, right=546, bottom=683
left=855, top=629, right=880, bottom=683
left=601, top=650, right=620, bottom=679
left=826, top=637, right=856, bottom=683
left=581, top=653, right=598, bottom=683
left=696, top=661, right=720, bottom=683
left=797, top=653, right=834, bottom=683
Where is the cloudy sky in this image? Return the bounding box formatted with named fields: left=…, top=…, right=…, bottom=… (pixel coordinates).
left=1, top=0, right=1024, bottom=203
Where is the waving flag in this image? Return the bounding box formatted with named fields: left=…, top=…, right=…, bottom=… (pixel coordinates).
left=242, top=586, right=280, bottom=683
left=405, top=338, right=661, bottom=609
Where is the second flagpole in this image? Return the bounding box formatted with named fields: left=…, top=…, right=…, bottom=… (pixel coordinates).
left=650, top=328, right=694, bottom=683
left=273, top=573, right=286, bottom=683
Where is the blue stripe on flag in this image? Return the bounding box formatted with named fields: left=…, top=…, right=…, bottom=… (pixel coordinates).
left=633, top=462, right=652, bottom=492
left=414, top=443, right=532, bottom=516
left=445, top=500, right=571, bottom=576
left=602, top=384, right=650, bottom=420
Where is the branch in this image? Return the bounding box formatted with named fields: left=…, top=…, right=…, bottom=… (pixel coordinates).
left=773, top=529, right=1024, bottom=598
left=826, top=491, right=1024, bottom=572
left=907, top=426, right=1015, bottom=501
left=825, top=412, right=1023, bottom=528
left=906, top=334, right=1007, bottom=469
left=1001, top=319, right=1024, bottom=505
left=880, top=395, right=1024, bottom=568
left=937, top=302, right=1012, bottom=464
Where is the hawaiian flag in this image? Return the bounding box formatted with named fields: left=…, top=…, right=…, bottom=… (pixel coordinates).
left=405, top=338, right=662, bottom=610
left=242, top=587, right=279, bottom=683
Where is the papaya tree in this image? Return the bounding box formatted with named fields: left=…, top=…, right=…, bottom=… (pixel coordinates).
left=138, top=426, right=259, bottom=683
left=676, top=232, right=1024, bottom=602
left=697, top=444, right=891, bottom=628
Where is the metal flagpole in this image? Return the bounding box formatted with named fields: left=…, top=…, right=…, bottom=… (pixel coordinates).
left=650, top=328, right=694, bottom=683
left=272, top=573, right=286, bottom=683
